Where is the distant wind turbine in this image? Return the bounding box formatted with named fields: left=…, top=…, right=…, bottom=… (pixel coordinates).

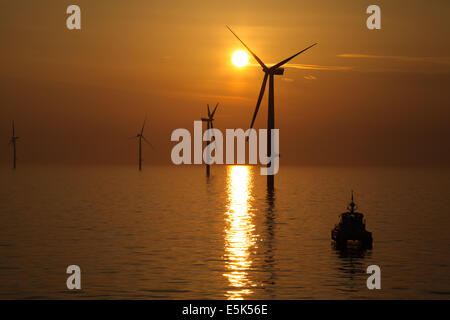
left=227, top=26, right=317, bottom=190
left=132, top=119, right=153, bottom=171
left=201, top=103, right=218, bottom=177
left=10, top=121, right=19, bottom=169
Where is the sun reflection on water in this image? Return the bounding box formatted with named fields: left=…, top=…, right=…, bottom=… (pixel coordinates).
left=223, top=166, right=257, bottom=299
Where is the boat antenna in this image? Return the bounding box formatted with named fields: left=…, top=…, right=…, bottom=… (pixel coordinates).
left=348, top=190, right=356, bottom=213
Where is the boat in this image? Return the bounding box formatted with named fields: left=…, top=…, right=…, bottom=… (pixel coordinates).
left=331, top=191, right=373, bottom=249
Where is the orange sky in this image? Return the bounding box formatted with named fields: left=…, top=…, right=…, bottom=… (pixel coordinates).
left=1, top=0, right=450, bottom=166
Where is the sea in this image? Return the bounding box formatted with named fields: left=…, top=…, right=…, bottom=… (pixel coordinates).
left=0, top=165, right=449, bottom=299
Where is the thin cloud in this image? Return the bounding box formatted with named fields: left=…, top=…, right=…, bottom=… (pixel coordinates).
left=304, top=75, right=317, bottom=80
left=185, top=92, right=254, bottom=103
left=249, top=63, right=353, bottom=71
left=286, top=64, right=353, bottom=71
left=338, top=54, right=450, bottom=65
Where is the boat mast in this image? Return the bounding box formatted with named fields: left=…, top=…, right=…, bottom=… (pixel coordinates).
left=348, top=190, right=356, bottom=213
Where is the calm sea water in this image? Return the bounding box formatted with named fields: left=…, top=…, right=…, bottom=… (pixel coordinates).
left=0, top=165, right=449, bottom=299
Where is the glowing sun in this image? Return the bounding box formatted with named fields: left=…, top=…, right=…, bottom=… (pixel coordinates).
left=232, top=50, right=249, bottom=67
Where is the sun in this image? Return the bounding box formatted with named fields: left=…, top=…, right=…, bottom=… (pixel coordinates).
left=232, top=50, right=249, bottom=67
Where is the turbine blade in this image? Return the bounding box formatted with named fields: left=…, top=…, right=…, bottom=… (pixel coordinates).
left=207, top=104, right=211, bottom=118
left=211, top=103, right=219, bottom=118
left=141, top=119, right=146, bottom=135
left=271, top=43, right=317, bottom=70
left=249, top=73, right=269, bottom=131
left=142, top=136, right=154, bottom=149
left=226, top=26, right=268, bottom=71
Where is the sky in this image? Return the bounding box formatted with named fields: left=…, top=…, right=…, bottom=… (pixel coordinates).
left=1, top=0, right=450, bottom=166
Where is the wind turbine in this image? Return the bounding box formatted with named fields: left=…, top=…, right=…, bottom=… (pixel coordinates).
left=133, top=119, right=153, bottom=171
left=201, top=103, right=218, bottom=177
left=10, top=121, right=19, bottom=169
left=227, top=26, right=317, bottom=190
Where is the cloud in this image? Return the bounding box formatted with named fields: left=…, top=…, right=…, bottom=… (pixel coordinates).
left=249, top=63, right=353, bottom=71
left=247, top=54, right=450, bottom=75
left=338, top=54, right=450, bottom=65
left=303, top=75, right=317, bottom=80
left=184, top=92, right=254, bottom=103
left=282, top=77, right=295, bottom=82
left=286, top=64, right=353, bottom=71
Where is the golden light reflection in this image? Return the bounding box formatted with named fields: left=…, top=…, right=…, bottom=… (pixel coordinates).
left=223, top=166, right=257, bottom=299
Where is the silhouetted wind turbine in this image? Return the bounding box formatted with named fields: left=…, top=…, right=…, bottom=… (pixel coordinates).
left=227, top=26, right=317, bottom=190
left=10, top=121, right=19, bottom=169
left=201, top=103, right=218, bottom=177
left=133, top=119, right=153, bottom=171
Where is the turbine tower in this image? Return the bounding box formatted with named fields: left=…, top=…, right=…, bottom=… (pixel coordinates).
left=133, top=119, right=153, bottom=171
left=10, top=121, right=19, bottom=169
left=227, top=26, right=316, bottom=190
left=201, top=103, right=218, bottom=177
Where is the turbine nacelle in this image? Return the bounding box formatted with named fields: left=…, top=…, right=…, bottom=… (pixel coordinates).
left=262, top=67, right=284, bottom=75
left=270, top=67, right=284, bottom=76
